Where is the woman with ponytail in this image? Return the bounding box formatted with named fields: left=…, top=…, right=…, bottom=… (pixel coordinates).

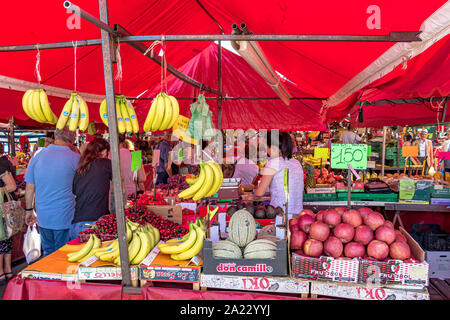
left=70, top=138, right=112, bottom=240
left=253, top=131, right=304, bottom=218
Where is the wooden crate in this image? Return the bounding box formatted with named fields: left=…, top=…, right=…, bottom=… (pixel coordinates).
left=428, top=278, right=450, bottom=300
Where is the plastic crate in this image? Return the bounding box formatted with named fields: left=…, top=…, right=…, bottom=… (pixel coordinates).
left=303, top=192, right=337, bottom=202
left=410, top=224, right=450, bottom=251
left=336, top=192, right=398, bottom=202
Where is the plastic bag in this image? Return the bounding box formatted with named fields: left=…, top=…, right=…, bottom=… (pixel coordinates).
left=187, top=94, right=216, bottom=141
left=428, top=166, right=436, bottom=176
left=23, top=224, right=41, bottom=264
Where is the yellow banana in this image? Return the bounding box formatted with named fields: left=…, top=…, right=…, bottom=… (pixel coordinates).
left=116, top=97, right=126, bottom=134
left=94, top=239, right=119, bottom=258
left=98, top=245, right=121, bottom=262
left=192, top=163, right=215, bottom=201
left=56, top=94, right=74, bottom=129
left=143, top=97, right=157, bottom=132
left=68, top=93, right=81, bottom=131
left=158, top=224, right=197, bottom=254
left=131, top=231, right=153, bottom=265
left=119, top=97, right=133, bottom=133
left=126, top=99, right=139, bottom=133
left=178, top=163, right=207, bottom=199
left=206, top=161, right=223, bottom=197
left=38, top=89, right=54, bottom=123
left=77, top=235, right=102, bottom=263
left=165, top=233, right=189, bottom=244
left=149, top=225, right=160, bottom=244
left=167, top=95, right=180, bottom=129
left=22, top=89, right=36, bottom=120
left=151, top=93, right=165, bottom=131
left=67, top=234, right=95, bottom=262
left=31, top=89, right=47, bottom=123
left=159, top=93, right=173, bottom=131
left=99, top=98, right=109, bottom=127
left=127, top=232, right=141, bottom=263
left=78, top=94, right=89, bottom=131
left=170, top=227, right=204, bottom=261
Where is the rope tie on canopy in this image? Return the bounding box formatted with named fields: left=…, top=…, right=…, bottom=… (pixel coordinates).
left=35, top=44, right=41, bottom=85
left=72, top=40, right=78, bottom=92
left=115, top=39, right=123, bottom=93
left=142, top=35, right=167, bottom=93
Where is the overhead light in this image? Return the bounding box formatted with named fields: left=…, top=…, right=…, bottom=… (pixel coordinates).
left=231, top=23, right=292, bottom=105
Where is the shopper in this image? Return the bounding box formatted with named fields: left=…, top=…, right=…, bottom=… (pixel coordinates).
left=70, top=138, right=112, bottom=240
left=154, top=131, right=172, bottom=185
left=0, top=150, right=17, bottom=285
left=253, top=131, right=304, bottom=217
left=24, top=127, right=80, bottom=257
left=412, top=129, right=434, bottom=173
left=232, top=143, right=259, bottom=186
left=339, top=123, right=365, bottom=144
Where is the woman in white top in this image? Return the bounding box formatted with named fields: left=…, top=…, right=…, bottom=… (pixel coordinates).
left=253, top=131, right=304, bottom=217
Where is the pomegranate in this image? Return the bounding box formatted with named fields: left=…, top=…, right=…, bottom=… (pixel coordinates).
left=309, top=221, right=330, bottom=242
left=316, top=210, right=326, bottom=222
left=299, top=209, right=315, bottom=218
left=324, top=236, right=343, bottom=258
left=334, top=207, right=346, bottom=216
left=390, top=241, right=411, bottom=260
left=298, top=214, right=315, bottom=233
left=333, top=223, right=355, bottom=243
left=303, top=239, right=323, bottom=258
left=367, top=240, right=389, bottom=260
left=290, top=230, right=307, bottom=250
left=344, top=242, right=366, bottom=258
left=358, top=207, right=372, bottom=219
left=363, top=211, right=385, bottom=231
left=323, top=209, right=341, bottom=228
left=353, top=225, right=374, bottom=245
left=342, top=209, right=363, bottom=228
left=383, top=220, right=394, bottom=229
left=394, top=230, right=408, bottom=243
left=375, top=225, right=396, bottom=245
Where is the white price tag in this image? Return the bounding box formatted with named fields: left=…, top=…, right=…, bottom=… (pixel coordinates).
left=79, top=255, right=99, bottom=267
left=188, top=252, right=202, bottom=266
left=140, top=241, right=162, bottom=266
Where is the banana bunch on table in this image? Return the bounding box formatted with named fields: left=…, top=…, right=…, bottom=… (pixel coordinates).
left=178, top=161, right=223, bottom=201
left=22, top=89, right=58, bottom=124
left=56, top=92, right=90, bottom=131
left=99, top=95, right=139, bottom=134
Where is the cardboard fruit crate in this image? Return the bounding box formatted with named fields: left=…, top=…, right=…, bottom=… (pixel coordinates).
left=145, top=205, right=183, bottom=225
left=336, top=192, right=398, bottom=202
left=303, top=192, right=337, bottom=202
left=431, top=185, right=450, bottom=198
left=202, top=239, right=289, bottom=277
left=358, top=227, right=429, bottom=289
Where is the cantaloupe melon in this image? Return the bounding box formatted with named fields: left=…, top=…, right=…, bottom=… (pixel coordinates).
left=228, top=209, right=257, bottom=247
left=212, top=240, right=242, bottom=259
left=243, top=239, right=277, bottom=259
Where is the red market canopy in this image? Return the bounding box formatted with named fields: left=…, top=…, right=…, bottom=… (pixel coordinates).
left=0, top=0, right=448, bottom=129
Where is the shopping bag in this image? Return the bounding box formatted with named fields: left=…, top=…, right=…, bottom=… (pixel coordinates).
left=23, top=224, right=41, bottom=264
left=187, top=94, right=216, bottom=141
left=0, top=189, right=27, bottom=238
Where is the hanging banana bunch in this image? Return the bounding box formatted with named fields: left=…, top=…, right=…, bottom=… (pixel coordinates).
left=22, top=89, right=58, bottom=125
left=55, top=92, right=89, bottom=131
left=99, top=95, right=139, bottom=134
left=143, top=92, right=179, bottom=132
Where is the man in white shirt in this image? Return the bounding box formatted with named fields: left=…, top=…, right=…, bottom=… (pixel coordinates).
left=412, top=129, right=433, bottom=173
left=340, top=124, right=364, bottom=144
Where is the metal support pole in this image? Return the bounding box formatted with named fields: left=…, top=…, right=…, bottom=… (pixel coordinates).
left=381, top=126, right=387, bottom=178
left=64, top=1, right=116, bottom=35
left=217, top=40, right=223, bottom=131
left=98, top=0, right=131, bottom=286
left=8, top=117, right=15, bottom=157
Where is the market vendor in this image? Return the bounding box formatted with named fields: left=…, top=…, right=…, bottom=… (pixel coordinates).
left=154, top=131, right=172, bottom=185
left=339, top=123, right=365, bottom=144
left=232, top=143, right=259, bottom=187
left=412, top=129, right=434, bottom=173
left=252, top=131, right=304, bottom=217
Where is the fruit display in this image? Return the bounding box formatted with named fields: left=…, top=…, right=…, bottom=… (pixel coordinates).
left=55, top=92, right=89, bottom=131
left=135, top=193, right=167, bottom=207
left=22, top=88, right=58, bottom=124
left=290, top=207, right=414, bottom=262
left=99, top=95, right=139, bottom=134
left=143, top=92, right=180, bottom=132
left=228, top=209, right=257, bottom=247
left=68, top=219, right=160, bottom=266
left=157, top=219, right=205, bottom=261
left=303, top=165, right=343, bottom=189
left=177, top=161, right=223, bottom=201
left=78, top=206, right=188, bottom=243
left=212, top=240, right=243, bottom=259
left=226, top=203, right=283, bottom=220
left=148, top=175, right=190, bottom=198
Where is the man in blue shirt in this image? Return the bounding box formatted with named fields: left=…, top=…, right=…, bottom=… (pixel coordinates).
left=24, top=127, right=80, bottom=257
left=155, top=132, right=172, bottom=185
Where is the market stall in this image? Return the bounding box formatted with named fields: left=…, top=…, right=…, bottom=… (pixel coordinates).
left=0, top=0, right=449, bottom=302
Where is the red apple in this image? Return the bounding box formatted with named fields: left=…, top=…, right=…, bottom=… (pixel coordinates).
left=375, top=225, right=396, bottom=245
left=309, top=221, right=330, bottom=242
left=390, top=241, right=411, bottom=260
left=298, top=214, right=315, bottom=233
left=323, top=209, right=341, bottom=228
left=364, top=211, right=385, bottom=231
left=344, top=242, right=366, bottom=258
left=367, top=240, right=389, bottom=260
left=358, top=207, right=372, bottom=219
left=303, top=239, right=323, bottom=258
left=383, top=220, right=394, bottom=229
left=342, top=209, right=363, bottom=228
left=299, top=209, right=315, bottom=218
left=333, top=223, right=355, bottom=243
left=324, top=236, right=343, bottom=258
left=316, top=210, right=326, bottom=222
left=394, top=230, right=408, bottom=243
left=290, top=230, right=307, bottom=250
left=353, top=225, right=374, bottom=245
left=334, top=207, right=347, bottom=216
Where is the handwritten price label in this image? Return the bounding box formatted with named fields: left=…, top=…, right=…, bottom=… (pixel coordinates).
left=331, top=144, right=368, bottom=170
left=314, top=148, right=329, bottom=159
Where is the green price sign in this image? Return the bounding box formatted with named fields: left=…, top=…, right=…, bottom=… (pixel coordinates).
left=331, top=144, right=368, bottom=170
left=131, top=150, right=142, bottom=172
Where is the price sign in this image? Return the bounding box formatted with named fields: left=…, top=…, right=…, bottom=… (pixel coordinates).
left=402, top=146, right=419, bottom=158
left=314, top=147, right=329, bottom=159
left=438, top=152, right=450, bottom=161
left=331, top=144, right=368, bottom=170
left=131, top=150, right=142, bottom=171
